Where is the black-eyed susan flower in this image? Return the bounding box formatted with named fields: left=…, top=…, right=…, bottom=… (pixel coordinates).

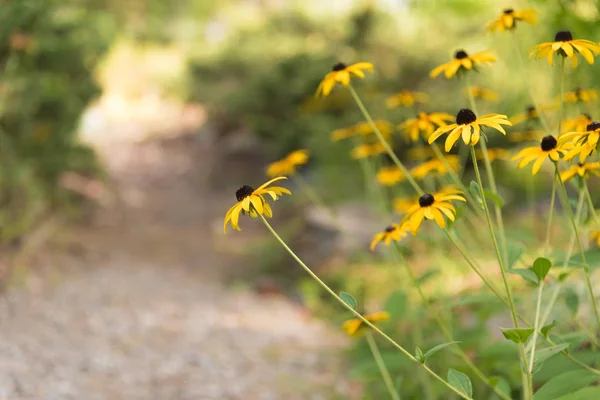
left=351, top=142, right=386, bottom=159
left=386, top=90, right=429, bottom=109
left=512, top=135, right=570, bottom=175
left=475, top=148, right=509, bottom=162
left=466, top=86, right=500, bottom=102
left=370, top=223, right=410, bottom=250
left=562, top=88, right=597, bottom=104
left=410, top=156, right=460, bottom=179
left=376, top=166, right=405, bottom=186
left=561, top=121, right=600, bottom=162
left=430, top=49, right=496, bottom=79
left=590, top=231, right=600, bottom=247
left=402, top=189, right=467, bottom=234
left=563, top=114, right=593, bottom=133
left=331, top=120, right=392, bottom=141
left=560, top=162, right=600, bottom=182
left=342, top=311, right=390, bottom=337
left=316, top=62, right=374, bottom=97
left=224, top=177, right=291, bottom=233
left=398, top=112, right=454, bottom=143
left=530, top=31, right=600, bottom=67
left=393, top=197, right=415, bottom=214
left=508, top=128, right=545, bottom=143
left=428, top=108, right=512, bottom=151
left=266, top=150, right=309, bottom=178
left=487, top=8, right=538, bottom=32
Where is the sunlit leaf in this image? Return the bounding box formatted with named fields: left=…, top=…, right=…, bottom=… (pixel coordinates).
left=501, top=327, right=534, bottom=344
left=339, top=291, right=357, bottom=310
left=540, top=320, right=558, bottom=338
left=447, top=368, right=473, bottom=398
left=533, top=370, right=596, bottom=399
left=532, top=257, right=552, bottom=281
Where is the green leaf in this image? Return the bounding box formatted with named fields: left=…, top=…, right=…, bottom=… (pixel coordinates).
left=501, top=327, right=535, bottom=344
left=564, top=289, right=580, bottom=315
left=385, top=291, right=407, bottom=320
left=540, top=320, right=558, bottom=338
left=448, top=369, right=473, bottom=398
left=556, top=387, right=600, bottom=400
left=567, top=248, right=600, bottom=269
left=509, top=268, right=539, bottom=284
left=532, top=257, right=552, bottom=281
left=489, top=376, right=511, bottom=399
left=483, top=189, right=504, bottom=208
left=469, top=181, right=484, bottom=209
left=423, top=341, right=461, bottom=362
left=533, top=370, right=596, bottom=399
left=533, top=344, right=571, bottom=372
left=507, top=241, right=525, bottom=269
left=339, top=291, right=357, bottom=310
left=415, top=346, right=424, bottom=363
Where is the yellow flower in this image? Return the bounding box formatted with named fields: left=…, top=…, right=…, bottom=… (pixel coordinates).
left=430, top=49, right=496, bottom=79
left=562, top=88, right=597, bottom=104
left=377, top=166, right=405, bottom=186
left=560, top=121, right=600, bottom=162
left=351, top=142, right=386, bottom=159
left=590, top=231, right=600, bottom=247
left=331, top=120, right=392, bottom=141
left=466, top=86, right=499, bottom=102
left=316, top=62, right=374, bottom=97
left=428, top=108, right=512, bottom=151
left=487, top=8, right=538, bottom=32
left=403, top=189, right=467, bottom=234
left=266, top=150, right=310, bottom=178
left=224, top=177, right=291, bottom=233
left=386, top=90, right=429, bottom=108
left=393, top=197, right=415, bottom=214
left=563, top=114, right=593, bottom=133
left=560, top=162, right=600, bottom=182
left=475, top=148, right=510, bottom=162
left=530, top=30, right=600, bottom=67
left=370, top=223, right=410, bottom=251
left=398, top=112, right=454, bottom=143
left=410, top=156, right=460, bottom=179
left=342, top=311, right=390, bottom=337
left=508, top=128, right=545, bottom=143
left=512, top=136, right=570, bottom=175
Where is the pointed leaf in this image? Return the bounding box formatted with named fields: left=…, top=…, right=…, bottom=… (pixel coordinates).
left=447, top=368, right=473, bottom=398
left=533, top=370, right=596, bottom=400
left=469, top=181, right=484, bottom=209
left=423, top=341, right=461, bottom=362
left=533, top=344, right=571, bottom=372
left=415, top=346, right=424, bottom=363
left=532, top=257, right=552, bottom=281
left=501, top=327, right=535, bottom=344
left=483, top=189, right=504, bottom=208
left=339, top=291, right=357, bottom=310
left=509, top=268, right=539, bottom=285
left=507, top=241, right=525, bottom=269
left=540, top=320, right=558, bottom=338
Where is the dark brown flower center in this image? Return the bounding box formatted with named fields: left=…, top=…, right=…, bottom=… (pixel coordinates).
left=456, top=108, right=477, bottom=125
left=236, top=185, right=255, bottom=201
left=385, top=225, right=395, bottom=233
left=541, top=136, right=557, bottom=151
left=578, top=162, right=585, bottom=167
left=554, top=31, right=573, bottom=42
left=332, top=62, right=347, bottom=71
left=503, top=8, right=514, bottom=14
left=419, top=194, right=435, bottom=207
left=454, top=50, right=469, bottom=59
left=586, top=121, right=600, bottom=131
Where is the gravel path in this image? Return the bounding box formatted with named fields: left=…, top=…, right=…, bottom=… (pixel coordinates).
left=0, top=127, right=354, bottom=399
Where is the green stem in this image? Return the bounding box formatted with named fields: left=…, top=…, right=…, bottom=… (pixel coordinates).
left=583, top=179, right=600, bottom=227
left=558, top=57, right=566, bottom=136
left=554, top=164, right=600, bottom=328
left=258, top=215, right=473, bottom=400
left=366, top=332, right=402, bottom=400
left=544, top=177, right=557, bottom=254
left=347, top=84, right=424, bottom=196
left=528, top=281, right=545, bottom=374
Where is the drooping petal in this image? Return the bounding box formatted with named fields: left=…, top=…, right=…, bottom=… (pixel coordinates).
left=531, top=155, right=546, bottom=175
left=445, top=127, right=463, bottom=152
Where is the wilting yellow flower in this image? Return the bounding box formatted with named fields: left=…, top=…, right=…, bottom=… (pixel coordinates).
left=475, top=148, right=510, bottom=162
left=466, top=86, right=499, bottom=102
left=508, top=129, right=545, bottom=143
left=512, top=136, right=570, bottom=175
left=316, top=62, right=374, bottom=97
left=398, top=112, right=454, bottom=143
left=560, top=162, right=600, bottom=182
left=402, top=189, right=466, bottom=234
left=560, top=121, right=600, bottom=162
left=530, top=30, right=600, bottom=67
left=331, top=120, right=392, bottom=141
left=224, top=177, right=291, bottom=232
left=393, top=197, right=415, bottom=214
left=376, top=166, right=405, bottom=186
left=370, top=223, right=410, bottom=250
left=410, top=156, right=460, bottom=179
left=562, top=88, right=597, bottom=104
left=428, top=108, right=512, bottom=151
left=386, top=90, right=429, bottom=109
left=266, top=150, right=309, bottom=178
left=590, top=231, right=600, bottom=247
left=351, top=142, right=387, bottom=159
left=487, top=8, right=538, bottom=32
left=342, top=311, right=390, bottom=337
left=407, top=147, right=436, bottom=160
left=430, top=49, right=496, bottom=79
left=563, top=114, right=593, bottom=133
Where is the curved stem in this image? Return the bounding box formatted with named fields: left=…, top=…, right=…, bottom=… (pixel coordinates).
left=258, top=215, right=473, bottom=399
left=366, top=332, right=402, bottom=400
left=347, top=84, right=424, bottom=196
